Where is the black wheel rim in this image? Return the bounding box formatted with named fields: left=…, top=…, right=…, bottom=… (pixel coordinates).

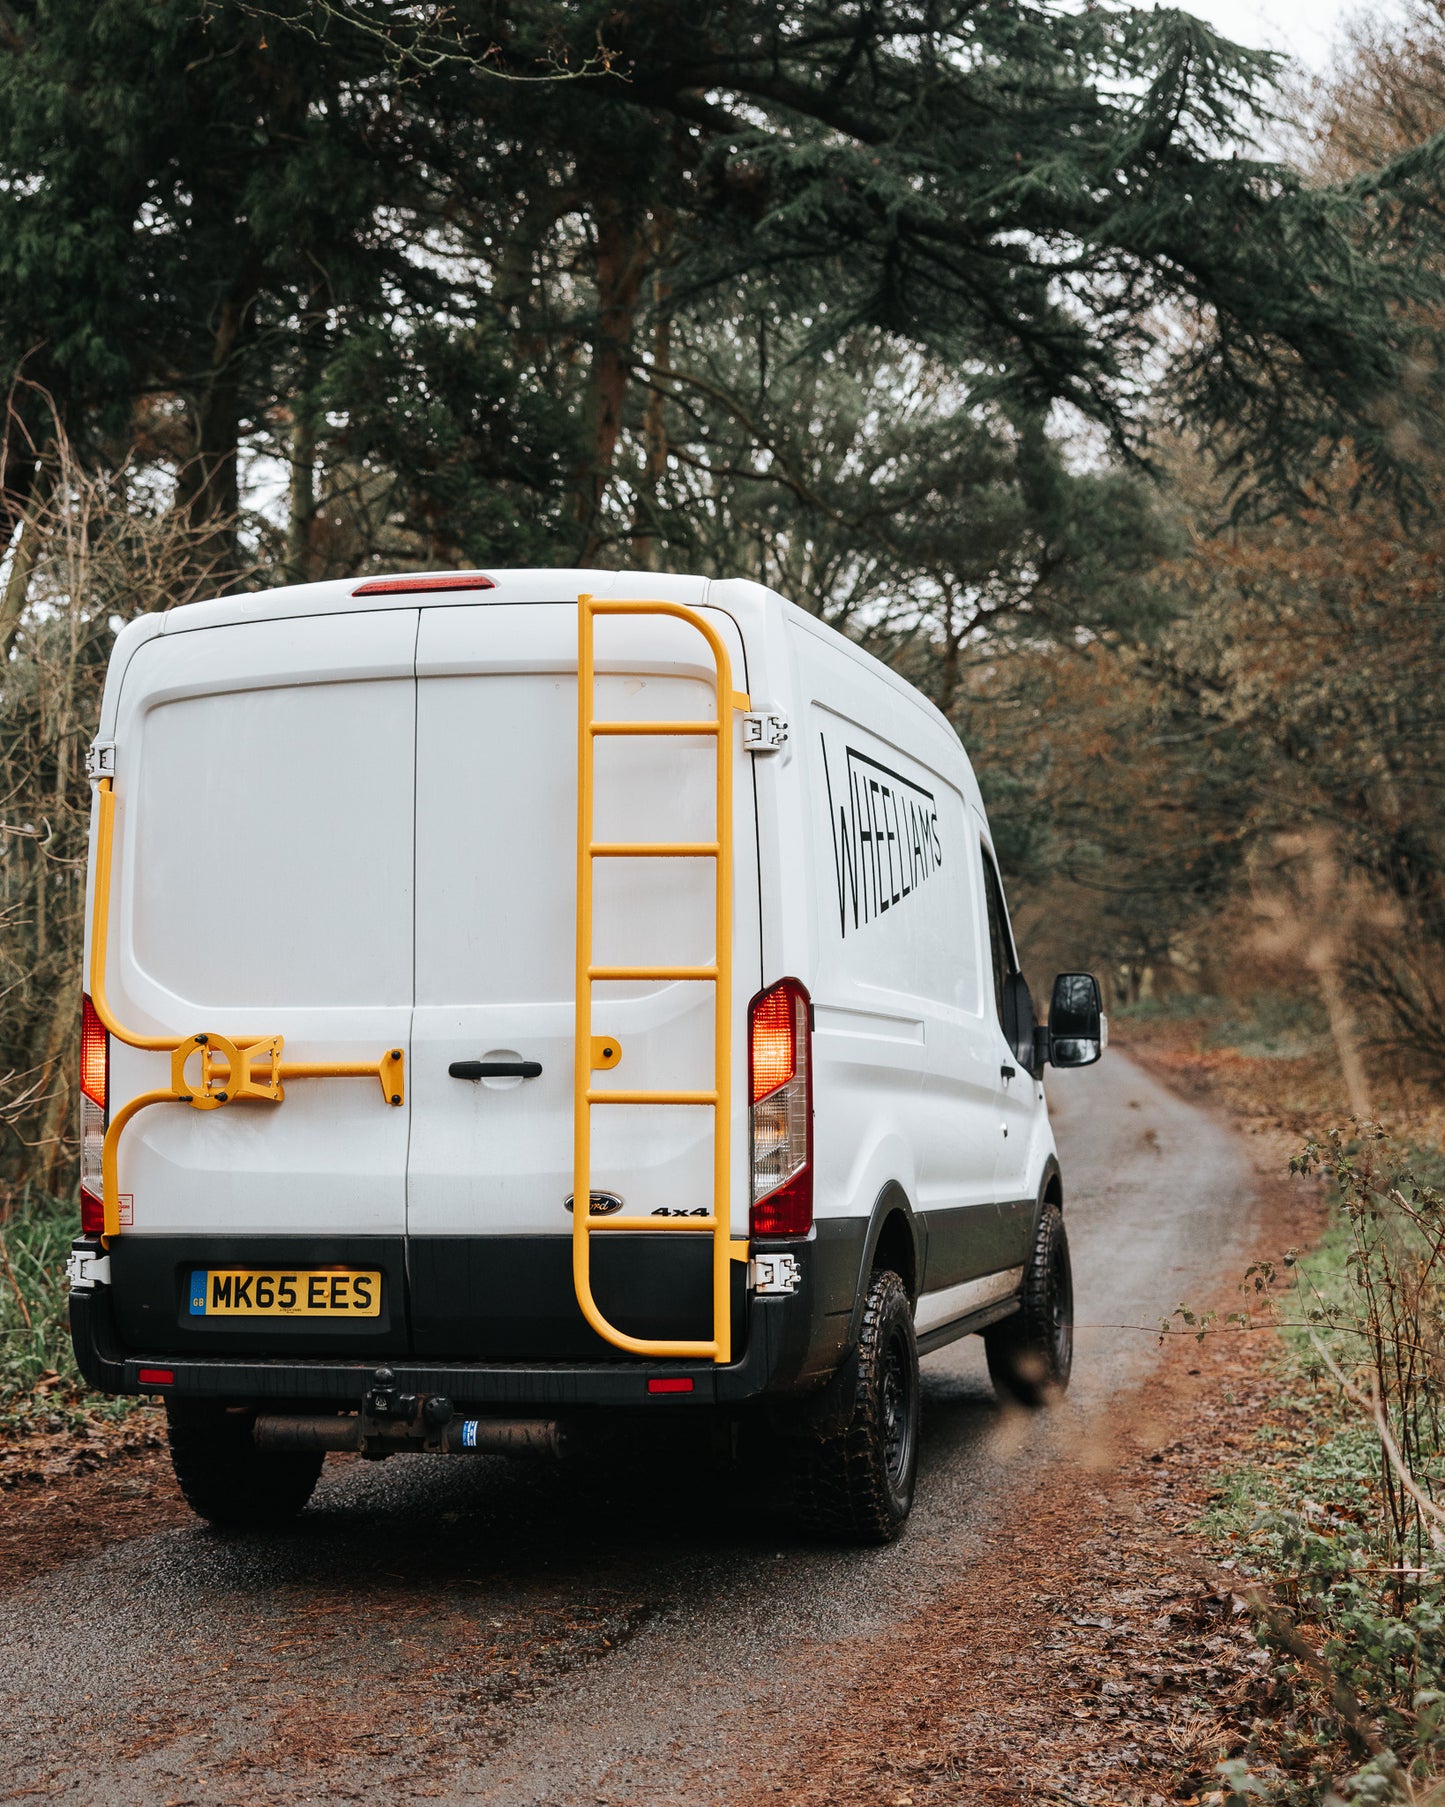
left=880, top=1327, right=915, bottom=1491
left=1050, top=1236, right=1074, bottom=1379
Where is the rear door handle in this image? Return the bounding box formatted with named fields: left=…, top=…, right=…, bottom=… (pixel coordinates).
left=1000, top=1063, right=1017, bottom=1081
left=449, top=1060, right=543, bottom=1080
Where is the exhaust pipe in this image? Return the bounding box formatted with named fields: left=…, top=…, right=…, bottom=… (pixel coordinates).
left=253, top=1413, right=565, bottom=1457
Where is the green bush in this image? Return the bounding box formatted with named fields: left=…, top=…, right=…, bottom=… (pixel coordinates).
left=0, top=1186, right=88, bottom=1421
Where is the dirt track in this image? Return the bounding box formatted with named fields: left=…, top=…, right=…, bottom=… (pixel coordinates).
left=0, top=1051, right=1297, bottom=1805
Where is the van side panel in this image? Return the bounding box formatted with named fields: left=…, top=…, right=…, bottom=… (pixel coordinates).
left=786, top=629, right=933, bottom=1243
left=786, top=614, right=1025, bottom=1319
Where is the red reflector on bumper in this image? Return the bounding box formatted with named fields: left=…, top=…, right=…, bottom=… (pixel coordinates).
left=647, top=1377, right=694, bottom=1395
left=137, top=1368, right=174, bottom=1386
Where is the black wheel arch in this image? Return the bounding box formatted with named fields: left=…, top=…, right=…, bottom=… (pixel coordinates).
left=848, top=1180, right=923, bottom=1343
left=1032, top=1155, right=1063, bottom=1241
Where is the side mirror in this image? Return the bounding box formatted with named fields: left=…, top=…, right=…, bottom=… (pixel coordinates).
left=1042, top=972, right=1105, bottom=1068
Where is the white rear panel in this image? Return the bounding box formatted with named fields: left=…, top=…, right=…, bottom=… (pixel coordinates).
left=98, top=611, right=417, bottom=1237
left=406, top=602, right=760, bottom=1242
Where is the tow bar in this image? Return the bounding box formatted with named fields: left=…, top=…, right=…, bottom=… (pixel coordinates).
left=252, top=1372, right=565, bottom=1457
left=253, top=1411, right=565, bottom=1459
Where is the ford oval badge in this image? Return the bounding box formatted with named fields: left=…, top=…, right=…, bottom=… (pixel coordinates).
left=564, top=1191, right=624, bottom=1216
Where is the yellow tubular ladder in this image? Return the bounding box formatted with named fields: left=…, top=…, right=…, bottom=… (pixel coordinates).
left=574, top=595, right=751, bottom=1364
left=87, top=775, right=405, bottom=1240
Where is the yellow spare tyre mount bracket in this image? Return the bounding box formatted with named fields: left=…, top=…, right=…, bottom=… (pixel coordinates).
left=87, top=775, right=405, bottom=1241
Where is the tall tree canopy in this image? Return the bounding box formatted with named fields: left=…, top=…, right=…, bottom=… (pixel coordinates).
left=2, top=0, right=1444, bottom=593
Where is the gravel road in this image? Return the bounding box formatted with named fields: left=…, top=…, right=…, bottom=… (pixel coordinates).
left=0, top=1049, right=1257, bottom=1805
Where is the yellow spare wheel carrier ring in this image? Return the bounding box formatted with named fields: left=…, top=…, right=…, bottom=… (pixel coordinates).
left=86, top=773, right=405, bottom=1241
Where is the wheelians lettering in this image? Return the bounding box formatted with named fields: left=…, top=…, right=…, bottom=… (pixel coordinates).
left=69, top=567, right=1106, bottom=1545
left=820, top=738, right=942, bottom=937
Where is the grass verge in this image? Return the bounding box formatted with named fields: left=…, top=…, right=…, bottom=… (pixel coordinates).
left=1121, top=995, right=1445, bottom=1804
left=0, top=1185, right=133, bottom=1429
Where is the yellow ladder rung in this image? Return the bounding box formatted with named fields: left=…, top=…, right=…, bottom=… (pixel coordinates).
left=589, top=1215, right=719, bottom=1232
left=591, top=720, right=720, bottom=736
left=589, top=964, right=716, bottom=981
left=590, top=842, right=719, bottom=858
left=586, top=1089, right=717, bottom=1105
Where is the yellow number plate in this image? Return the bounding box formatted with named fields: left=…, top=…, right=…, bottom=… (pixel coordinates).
left=189, top=1268, right=382, bottom=1319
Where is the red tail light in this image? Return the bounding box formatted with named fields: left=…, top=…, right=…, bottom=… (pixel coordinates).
left=81, top=994, right=107, bottom=1108
left=80, top=994, right=108, bottom=1235
left=748, top=978, right=812, bottom=1237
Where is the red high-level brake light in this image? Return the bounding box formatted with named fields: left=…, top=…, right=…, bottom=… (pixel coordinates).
left=351, top=574, right=496, bottom=596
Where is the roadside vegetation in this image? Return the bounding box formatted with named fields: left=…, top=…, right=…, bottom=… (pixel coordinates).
left=0, top=1185, right=89, bottom=1422
left=1198, top=1127, right=1445, bottom=1805
left=1111, top=990, right=1445, bottom=1802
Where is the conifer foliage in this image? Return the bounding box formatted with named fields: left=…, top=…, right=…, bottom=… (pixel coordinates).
left=1, top=0, right=1443, bottom=582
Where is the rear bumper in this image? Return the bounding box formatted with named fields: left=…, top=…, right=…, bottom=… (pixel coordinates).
left=70, top=1257, right=831, bottom=1412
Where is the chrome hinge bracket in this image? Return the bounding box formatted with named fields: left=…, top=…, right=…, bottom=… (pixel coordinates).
left=85, top=740, right=116, bottom=781
left=749, top=1251, right=801, bottom=1295
left=742, top=711, right=789, bottom=754
left=66, top=1249, right=111, bottom=1291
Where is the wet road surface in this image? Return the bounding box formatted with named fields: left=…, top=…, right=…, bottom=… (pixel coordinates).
left=0, top=1050, right=1256, bottom=1804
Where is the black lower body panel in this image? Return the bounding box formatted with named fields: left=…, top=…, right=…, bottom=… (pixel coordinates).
left=918, top=1197, right=1038, bottom=1293
left=109, top=1234, right=409, bottom=1358
left=408, top=1234, right=746, bottom=1360
left=75, top=1280, right=812, bottom=1410
left=70, top=1226, right=851, bottom=1410
left=105, top=1232, right=750, bottom=1362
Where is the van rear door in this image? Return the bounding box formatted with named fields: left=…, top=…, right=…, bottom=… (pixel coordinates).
left=102, top=610, right=418, bottom=1354
left=406, top=600, right=759, bottom=1359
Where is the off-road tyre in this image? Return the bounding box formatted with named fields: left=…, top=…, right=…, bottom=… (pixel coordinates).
left=166, top=1402, right=324, bottom=1529
left=790, top=1268, right=919, bottom=1545
left=985, top=1201, right=1073, bottom=1407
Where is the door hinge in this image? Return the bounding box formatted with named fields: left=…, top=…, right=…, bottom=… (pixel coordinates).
left=742, top=711, right=789, bottom=754
left=66, top=1248, right=111, bottom=1290
left=749, top=1251, right=801, bottom=1295
left=85, top=740, right=116, bottom=780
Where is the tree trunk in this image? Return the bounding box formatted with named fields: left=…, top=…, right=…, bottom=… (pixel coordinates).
left=0, top=452, right=52, bottom=663
left=634, top=219, right=675, bottom=571
left=285, top=396, right=317, bottom=585
left=31, top=961, right=80, bottom=1194
left=635, top=307, right=672, bottom=571
left=177, top=293, right=249, bottom=583
left=573, top=201, right=650, bottom=562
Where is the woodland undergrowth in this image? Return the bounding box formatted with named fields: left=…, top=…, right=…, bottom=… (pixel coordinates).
left=0, top=1185, right=117, bottom=1428
left=1189, top=1127, right=1445, bottom=1806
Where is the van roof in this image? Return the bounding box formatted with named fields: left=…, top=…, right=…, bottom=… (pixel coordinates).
left=119, top=567, right=969, bottom=773
left=160, top=568, right=712, bottom=634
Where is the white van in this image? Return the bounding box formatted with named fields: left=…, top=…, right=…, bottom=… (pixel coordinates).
left=68, top=569, right=1104, bottom=1544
